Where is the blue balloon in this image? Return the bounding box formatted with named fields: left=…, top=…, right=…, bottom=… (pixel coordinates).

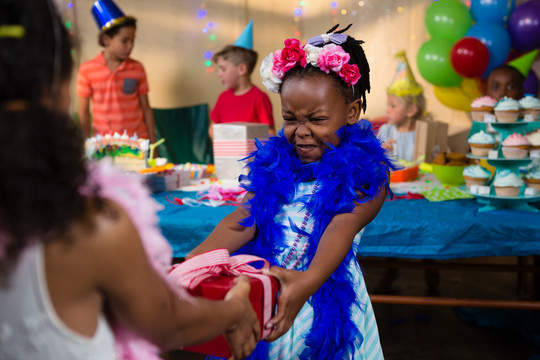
left=466, top=23, right=511, bottom=77
left=470, top=0, right=515, bottom=23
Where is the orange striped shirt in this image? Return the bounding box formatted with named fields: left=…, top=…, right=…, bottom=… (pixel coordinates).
left=76, top=52, right=150, bottom=138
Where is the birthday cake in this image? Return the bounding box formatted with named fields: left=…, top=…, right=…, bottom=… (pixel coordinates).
left=85, top=132, right=149, bottom=172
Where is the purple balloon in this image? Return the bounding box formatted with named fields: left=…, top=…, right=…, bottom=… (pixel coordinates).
left=524, top=70, right=540, bottom=97
left=508, top=0, right=540, bottom=53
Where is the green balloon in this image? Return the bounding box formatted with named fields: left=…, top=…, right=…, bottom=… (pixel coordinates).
left=425, top=0, right=472, bottom=42
left=417, top=38, right=462, bottom=87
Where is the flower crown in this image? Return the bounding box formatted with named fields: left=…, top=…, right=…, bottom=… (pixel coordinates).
left=260, top=33, right=361, bottom=93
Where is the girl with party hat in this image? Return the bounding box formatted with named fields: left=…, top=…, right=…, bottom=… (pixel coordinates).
left=378, top=51, right=427, bottom=162
left=188, top=24, right=395, bottom=359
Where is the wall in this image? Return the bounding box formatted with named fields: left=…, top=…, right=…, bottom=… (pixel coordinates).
left=71, top=0, right=538, bottom=138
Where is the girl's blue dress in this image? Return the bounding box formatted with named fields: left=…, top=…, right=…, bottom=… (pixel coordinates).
left=264, top=182, right=384, bottom=360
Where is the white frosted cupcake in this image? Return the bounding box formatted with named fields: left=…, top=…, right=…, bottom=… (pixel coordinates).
left=463, top=165, right=491, bottom=189
left=526, top=130, right=540, bottom=158
left=525, top=165, right=540, bottom=190
left=494, top=97, right=521, bottom=123
left=519, top=95, right=540, bottom=120
left=501, top=133, right=530, bottom=159
left=470, top=96, right=496, bottom=122
left=493, top=169, right=523, bottom=197
left=468, top=130, right=497, bottom=157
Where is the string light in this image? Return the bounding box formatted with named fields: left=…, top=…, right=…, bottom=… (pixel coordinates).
left=198, top=2, right=216, bottom=71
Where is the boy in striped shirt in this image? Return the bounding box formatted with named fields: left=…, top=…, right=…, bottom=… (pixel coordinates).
left=77, top=1, right=156, bottom=145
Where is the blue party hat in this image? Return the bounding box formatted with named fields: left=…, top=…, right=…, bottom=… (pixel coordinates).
left=234, top=20, right=253, bottom=50
left=92, top=0, right=135, bottom=32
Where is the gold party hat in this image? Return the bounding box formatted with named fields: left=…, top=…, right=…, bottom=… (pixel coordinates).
left=387, top=51, right=423, bottom=97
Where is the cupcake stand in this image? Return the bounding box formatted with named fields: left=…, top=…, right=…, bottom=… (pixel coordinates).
left=466, top=119, right=540, bottom=212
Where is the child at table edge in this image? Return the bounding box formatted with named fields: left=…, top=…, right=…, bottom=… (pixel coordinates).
left=378, top=51, right=427, bottom=162
left=77, top=0, right=157, bottom=144
left=209, top=43, right=275, bottom=139
left=188, top=24, right=395, bottom=359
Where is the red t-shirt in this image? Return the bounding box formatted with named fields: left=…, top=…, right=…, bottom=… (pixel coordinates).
left=76, top=52, right=150, bottom=138
left=210, top=86, right=274, bottom=128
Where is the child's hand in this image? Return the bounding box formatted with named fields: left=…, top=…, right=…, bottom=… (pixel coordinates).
left=224, top=276, right=261, bottom=360
left=382, top=139, right=396, bottom=152
left=262, top=266, right=313, bottom=342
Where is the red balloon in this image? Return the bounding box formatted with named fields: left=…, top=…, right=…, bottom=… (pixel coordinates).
left=450, top=37, right=490, bottom=78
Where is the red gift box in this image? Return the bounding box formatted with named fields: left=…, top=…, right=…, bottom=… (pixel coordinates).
left=169, top=249, right=279, bottom=359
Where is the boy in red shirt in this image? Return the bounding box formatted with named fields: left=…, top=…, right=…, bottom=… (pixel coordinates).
left=209, top=21, right=275, bottom=139
left=77, top=0, right=156, bottom=144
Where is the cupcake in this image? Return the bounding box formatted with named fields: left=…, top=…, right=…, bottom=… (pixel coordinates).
left=493, top=169, right=523, bottom=197
left=525, top=165, right=540, bottom=190
left=463, top=165, right=491, bottom=189
left=470, top=96, right=496, bottom=122
left=526, top=129, right=540, bottom=151
left=519, top=95, right=540, bottom=121
left=501, top=133, right=530, bottom=159
left=468, top=130, right=497, bottom=157
left=494, top=96, right=521, bottom=123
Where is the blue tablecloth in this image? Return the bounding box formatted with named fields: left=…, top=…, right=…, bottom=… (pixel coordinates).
left=154, top=191, right=540, bottom=260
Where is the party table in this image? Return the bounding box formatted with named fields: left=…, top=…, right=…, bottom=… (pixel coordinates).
left=153, top=175, right=540, bottom=309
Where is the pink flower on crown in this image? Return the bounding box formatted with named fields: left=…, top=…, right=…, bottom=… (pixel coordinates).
left=272, top=38, right=306, bottom=79
left=317, top=44, right=350, bottom=74
left=271, top=51, right=286, bottom=79
left=339, top=63, right=361, bottom=86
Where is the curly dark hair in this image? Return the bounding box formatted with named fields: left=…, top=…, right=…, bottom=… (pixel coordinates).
left=0, top=0, right=96, bottom=279
left=0, top=0, right=73, bottom=106
left=281, top=24, right=371, bottom=112
left=0, top=105, right=88, bottom=277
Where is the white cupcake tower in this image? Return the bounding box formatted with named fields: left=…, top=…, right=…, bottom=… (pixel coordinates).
left=466, top=118, right=540, bottom=212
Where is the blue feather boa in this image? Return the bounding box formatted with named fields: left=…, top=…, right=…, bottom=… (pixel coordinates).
left=236, top=120, right=395, bottom=359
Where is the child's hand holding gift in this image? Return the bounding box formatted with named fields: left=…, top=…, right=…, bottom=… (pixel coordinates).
left=262, top=267, right=313, bottom=341
left=223, top=275, right=261, bottom=359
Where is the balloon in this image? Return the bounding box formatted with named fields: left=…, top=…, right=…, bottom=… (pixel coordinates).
left=466, top=22, right=512, bottom=77
left=524, top=70, right=540, bottom=96
left=450, top=37, right=490, bottom=78
left=425, top=0, right=472, bottom=42
left=470, top=0, right=515, bottom=23
left=417, top=38, right=462, bottom=87
left=508, top=0, right=540, bottom=53
left=434, top=85, right=473, bottom=112
left=461, top=77, right=483, bottom=100
left=433, top=78, right=482, bottom=112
